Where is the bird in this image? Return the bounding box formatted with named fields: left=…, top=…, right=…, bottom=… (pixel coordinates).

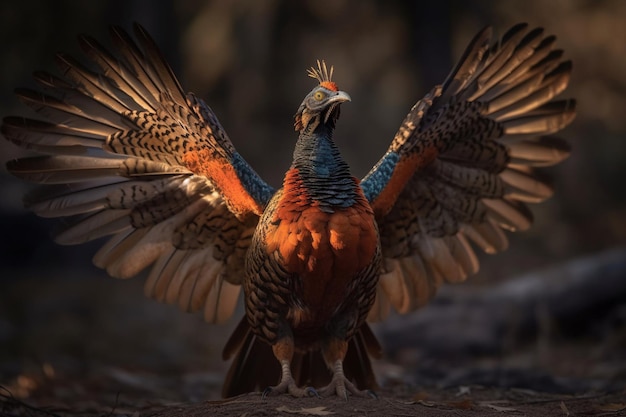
left=2, top=22, right=575, bottom=399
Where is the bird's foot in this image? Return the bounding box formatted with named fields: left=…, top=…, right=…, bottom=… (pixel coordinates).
left=262, top=377, right=317, bottom=398
left=317, top=374, right=377, bottom=400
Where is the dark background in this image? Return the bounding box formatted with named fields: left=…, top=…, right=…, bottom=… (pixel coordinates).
left=0, top=0, right=624, bottom=405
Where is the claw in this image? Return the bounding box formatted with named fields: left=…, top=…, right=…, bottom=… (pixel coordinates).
left=262, top=346, right=311, bottom=398
left=318, top=374, right=374, bottom=399
left=317, top=359, right=376, bottom=399
left=366, top=389, right=378, bottom=399
left=305, top=386, right=320, bottom=398
left=262, top=378, right=309, bottom=398
left=261, top=386, right=273, bottom=399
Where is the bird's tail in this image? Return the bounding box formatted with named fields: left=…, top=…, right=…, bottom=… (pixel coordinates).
left=221, top=317, right=381, bottom=397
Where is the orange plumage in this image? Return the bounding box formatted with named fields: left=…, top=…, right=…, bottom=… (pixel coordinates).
left=183, top=149, right=264, bottom=216
left=265, top=168, right=378, bottom=326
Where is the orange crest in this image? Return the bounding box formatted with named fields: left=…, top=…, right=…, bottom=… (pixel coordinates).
left=307, top=60, right=338, bottom=91
left=320, top=81, right=338, bottom=92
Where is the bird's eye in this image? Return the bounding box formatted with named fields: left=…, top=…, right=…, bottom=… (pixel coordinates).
left=313, top=91, right=325, bottom=101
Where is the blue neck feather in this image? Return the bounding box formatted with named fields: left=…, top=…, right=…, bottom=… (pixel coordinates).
left=291, top=123, right=357, bottom=210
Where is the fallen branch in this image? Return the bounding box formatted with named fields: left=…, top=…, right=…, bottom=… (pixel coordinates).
left=379, top=247, right=626, bottom=356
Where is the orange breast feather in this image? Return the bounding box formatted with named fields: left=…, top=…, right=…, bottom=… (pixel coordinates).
left=265, top=171, right=378, bottom=324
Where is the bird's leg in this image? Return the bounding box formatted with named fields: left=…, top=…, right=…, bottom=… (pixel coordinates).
left=263, top=336, right=312, bottom=398
left=318, top=338, right=375, bottom=399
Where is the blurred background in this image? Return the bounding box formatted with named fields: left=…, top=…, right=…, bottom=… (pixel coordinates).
left=0, top=0, right=624, bottom=408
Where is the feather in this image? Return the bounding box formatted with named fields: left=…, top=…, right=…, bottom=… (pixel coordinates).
left=475, top=25, right=532, bottom=83
left=366, top=284, right=391, bottom=322
left=24, top=179, right=125, bottom=214
left=482, top=198, right=533, bottom=231
left=446, top=233, right=479, bottom=276
left=34, top=70, right=141, bottom=124
left=401, top=254, right=433, bottom=308
left=377, top=259, right=409, bottom=313
left=433, top=160, right=505, bottom=197
left=464, top=219, right=509, bottom=253
left=54, top=53, right=131, bottom=114
left=431, top=183, right=486, bottom=223
left=55, top=209, right=132, bottom=245
left=174, top=250, right=210, bottom=311
left=442, top=138, right=509, bottom=173
left=7, top=155, right=123, bottom=184
left=489, top=61, right=572, bottom=120
left=31, top=196, right=107, bottom=218
left=15, top=88, right=122, bottom=134
left=132, top=23, right=188, bottom=107
left=496, top=37, right=558, bottom=86
left=109, top=25, right=164, bottom=104
left=78, top=34, right=159, bottom=110
left=507, top=136, right=570, bottom=166
left=2, top=117, right=105, bottom=149
left=464, top=24, right=537, bottom=100
left=440, top=26, right=493, bottom=98
left=144, top=246, right=179, bottom=301
left=93, top=227, right=148, bottom=269
left=500, top=167, right=554, bottom=202
left=418, top=237, right=464, bottom=283
left=190, top=260, right=222, bottom=312
left=107, top=230, right=166, bottom=278
left=502, top=102, right=576, bottom=135
left=204, top=278, right=241, bottom=324
left=163, top=250, right=195, bottom=304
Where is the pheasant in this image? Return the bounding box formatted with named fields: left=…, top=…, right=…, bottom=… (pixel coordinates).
left=2, top=23, right=574, bottom=398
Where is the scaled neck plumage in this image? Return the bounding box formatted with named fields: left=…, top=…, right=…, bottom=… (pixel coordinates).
left=286, top=123, right=357, bottom=211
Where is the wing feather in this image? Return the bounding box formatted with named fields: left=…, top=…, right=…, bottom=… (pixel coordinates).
left=3, top=24, right=276, bottom=324
left=78, top=34, right=158, bottom=110
left=364, top=24, right=574, bottom=320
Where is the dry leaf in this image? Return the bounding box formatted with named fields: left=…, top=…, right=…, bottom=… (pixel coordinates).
left=598, top=403, right=626, bottom=412
left=482, top=403, right=518, bottom=412
left=416, top=400, right=436, bottom=407
left=560, top=400, right=570, bottom=416
left=448, top=399, right=474, bottom=410
left=412, top=391, right=429, bottom=401
left=275, top=405, right=335, bottom=415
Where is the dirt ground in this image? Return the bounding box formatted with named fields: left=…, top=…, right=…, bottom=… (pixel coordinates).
left=154, top=390, right=626, bottom=417
left=2, top=383, right=625, bottom=416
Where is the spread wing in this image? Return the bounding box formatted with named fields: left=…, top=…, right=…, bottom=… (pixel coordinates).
left=361, top=24, right=575, bottom=320
left=2, top=23, right=275, bottom=324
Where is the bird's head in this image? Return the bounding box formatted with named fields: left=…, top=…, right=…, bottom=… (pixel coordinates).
left=294, top=60, right=351, bottom=132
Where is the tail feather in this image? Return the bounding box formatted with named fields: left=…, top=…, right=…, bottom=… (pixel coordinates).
left=222, top=318, right=280, bottom=398
left=343, top=326, right=381, bottom=390
left=221, top=318, right=380, bottom=397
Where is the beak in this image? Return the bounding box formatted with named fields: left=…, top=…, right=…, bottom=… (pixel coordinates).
left=323, top=91, right=350, bottom=124
left=329, top=90, right=351, bottom=103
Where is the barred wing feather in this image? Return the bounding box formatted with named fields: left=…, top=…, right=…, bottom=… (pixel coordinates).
left=2, top=23, right=275, bottom=324
left=362, top=24, right=575, bottom=320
